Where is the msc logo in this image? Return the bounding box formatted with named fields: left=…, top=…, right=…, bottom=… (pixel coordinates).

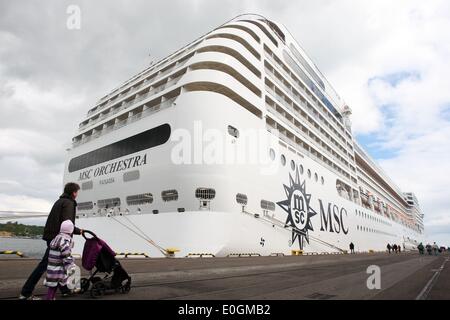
left=277, top=168, right=317, bottom=250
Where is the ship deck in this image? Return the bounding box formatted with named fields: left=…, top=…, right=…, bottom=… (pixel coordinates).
left=0, top=252, right=448, bottom=300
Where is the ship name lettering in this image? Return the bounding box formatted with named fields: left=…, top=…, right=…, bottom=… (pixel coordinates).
left=77, top=154, right=147, bottom=180
left=318, top=199, right=348, bottom=234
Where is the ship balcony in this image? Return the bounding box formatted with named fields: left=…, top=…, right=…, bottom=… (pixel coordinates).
left=83, top=54, right=193, bottom=122
left=72, top=94, right=178, bottom=147
left=266, top=118, right=353, bottom=184
left=264, top=49, right=347, bottom=137
left=264, top=70, right=348, bottom=149
left=78, top=73, right=185, bottom=132
left=265, top=103, right=349, bottom=169
left=265, top=97, right=350, bottom=169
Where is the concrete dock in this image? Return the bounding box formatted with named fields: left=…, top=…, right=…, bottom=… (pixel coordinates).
left=0, top=252, right=448, bottom=300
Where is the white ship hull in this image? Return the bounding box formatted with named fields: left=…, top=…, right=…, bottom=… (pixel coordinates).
left=74, top=209, right=422, bottom=258
left=66, top=14, right=424, bottom=257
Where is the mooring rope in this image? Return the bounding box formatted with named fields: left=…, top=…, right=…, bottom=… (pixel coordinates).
left=109, top=215, right=168, bottom=256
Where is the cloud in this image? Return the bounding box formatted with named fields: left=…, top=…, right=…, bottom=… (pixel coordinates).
left=0, top=193, right=52, bottom=212
left=0, top=0, right=449, bottom=245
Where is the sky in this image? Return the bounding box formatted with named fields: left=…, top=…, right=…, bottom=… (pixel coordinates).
left=0, top=0, right=449, bottom=245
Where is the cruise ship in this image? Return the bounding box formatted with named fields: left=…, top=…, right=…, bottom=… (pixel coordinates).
left=65, top=14, right=425, bottom=257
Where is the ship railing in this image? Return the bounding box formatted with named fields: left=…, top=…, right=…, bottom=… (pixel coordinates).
left=77, top=76, right=183, bottom=135
left=85, top=63, right=186, bottom=123
left=265, top=51, right=293, bottom=82
left=266, top=68, right=293, bottom=96
left=270, top=123, right=352, bottom=185
left=265, top=52, right=349, bottom=141
left=266, top=75, right=344, bottom=149
left=266, top=99, right=350, bottom=166
left=73, top=97, right=177, bottom=147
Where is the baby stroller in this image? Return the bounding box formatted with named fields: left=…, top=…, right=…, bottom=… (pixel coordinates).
left=80, top=230, right=131, bottom=298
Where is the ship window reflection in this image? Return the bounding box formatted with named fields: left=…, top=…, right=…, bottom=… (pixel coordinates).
left=68, top=123, right=171, bottom=172
left=269, top=148, right=276, bottom=161
left=281, top=154, right=286, bottom=166
left=162, top=189, right=178, bottom=202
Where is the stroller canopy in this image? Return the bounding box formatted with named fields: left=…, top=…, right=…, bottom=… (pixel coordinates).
left=82, top=231, right=116, bottom=271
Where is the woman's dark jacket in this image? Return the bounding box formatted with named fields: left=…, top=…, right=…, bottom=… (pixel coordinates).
left=42, top=193, right=81, bottom=241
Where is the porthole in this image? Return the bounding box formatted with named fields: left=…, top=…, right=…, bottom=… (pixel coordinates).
left=314, top=173, right=318, bottom=182
left=290, top=160, right=295, bottom=171
left=321, top=176, right=324, bottom=185
left=307, top=169, right=311, bottom=178
left=299, top=164, right=304, bottom=174
left=281, top=154, right=286, bottom=166
left=269, top=148, right=275, bottom=161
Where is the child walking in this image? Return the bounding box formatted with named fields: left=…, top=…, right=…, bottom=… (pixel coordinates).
left=45, top=220, right=76, bottom=300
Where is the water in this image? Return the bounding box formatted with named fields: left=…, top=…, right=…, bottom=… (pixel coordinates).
left=0, top=237, right=47, bottom=258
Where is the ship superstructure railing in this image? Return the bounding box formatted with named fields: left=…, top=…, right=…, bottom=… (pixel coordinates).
left=73, top=97, right=177, bottom=147
left=354, top=142, right=405, bottom=200
left=264, top=63, right=350, bottom=150
left=266, top=103, right=347, bottom=168
left=264, top=49, right=351, bottom=141
left=79, top=73, right=183, bottom=134
left=89, top=45, right=197, bottom=116
left=265, top=79, right=351, bottom=163
left=81, top=69, right=186, bottom=130
left=264, top=89, right=351, bottom=165
left=265, top=120, right=354, bottom=186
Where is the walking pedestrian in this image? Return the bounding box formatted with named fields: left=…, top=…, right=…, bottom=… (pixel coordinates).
left=349, top=242, right=355, bottom=254
left=45, top=220, right=77, bottom=300
left=387, top=243, right=392, bottom=254
left=19, top=183, right=83, bottom=300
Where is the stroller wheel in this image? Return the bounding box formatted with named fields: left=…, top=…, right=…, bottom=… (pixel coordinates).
left=121, top=278, right=131, bottom=294
left=80, top=278, right=90, bottom=294
left=121, top=283, right=131, bottom=294
left=90, top=282, right=106, bottom=298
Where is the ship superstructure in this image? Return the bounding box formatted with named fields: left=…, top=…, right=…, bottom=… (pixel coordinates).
left=65, top=14, right=424, bottom=256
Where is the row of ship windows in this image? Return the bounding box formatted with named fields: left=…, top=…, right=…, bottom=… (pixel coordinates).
left=229, top=124, right=329, bottom=187
left=355, top=209, right=392, bottom=227
left=357, top=168, right=407, bottom=215
left=264, top=77, right=352, bottom=162
left=79, top=64, right=188, bottom=132
left=91, top=37, right=205, bottom=115
left=263, top=45, right=351, bottom=142
left=356, top=225, right=396, bottom=237
left=265, top=93, right=353, bottom=172
left=77, top=189, right=275, bottom=211
left=268, top=148, right=325, bottom=185
left=77, top=39, right=263, bottom=142
left=86, top=25, right=263, bottom=123
left=266, top=117, right=355, bottom=184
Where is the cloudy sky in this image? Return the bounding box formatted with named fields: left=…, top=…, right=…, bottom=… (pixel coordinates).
left=1, top=0, right=449, bottom=244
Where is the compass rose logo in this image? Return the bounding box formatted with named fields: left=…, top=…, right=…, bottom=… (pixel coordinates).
left=277, top=168, right=317, bottom=250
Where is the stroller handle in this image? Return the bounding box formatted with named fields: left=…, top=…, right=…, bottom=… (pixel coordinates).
left=81, top=229, right=98, bottom=240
